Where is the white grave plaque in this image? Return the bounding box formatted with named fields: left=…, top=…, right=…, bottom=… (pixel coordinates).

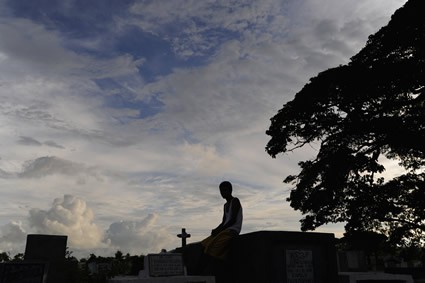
left=147, top=254, right=185, bottom=277
left=286, top=250, right=314, bottom=283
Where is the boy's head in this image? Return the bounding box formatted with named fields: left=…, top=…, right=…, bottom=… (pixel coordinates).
left=219, top=181, right=232, bottom=198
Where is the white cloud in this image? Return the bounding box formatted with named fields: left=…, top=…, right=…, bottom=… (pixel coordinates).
left=0, top=18, right=143, bottom=80
left=104, top=214, right=173, bottom=254
left=19, top=156, right=91, bottom=179
left=28, top=195, right=104, bottom=249
left=0, top=194, right=177, bottom=257
left=0, top=221, right=26, bottom=253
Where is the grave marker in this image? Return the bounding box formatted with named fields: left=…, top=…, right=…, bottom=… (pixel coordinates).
left=24, top=234, right=67, bottom=261
left=23, top=234, right=72, bottom=283
left=286, top=249, right=314, bottom=283
left=177, top=228, right=191, bottom=247
left=147, top=254, right=185, bottom=277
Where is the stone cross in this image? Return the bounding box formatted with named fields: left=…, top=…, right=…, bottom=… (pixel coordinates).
left=177, top=228, right=191, bottom=247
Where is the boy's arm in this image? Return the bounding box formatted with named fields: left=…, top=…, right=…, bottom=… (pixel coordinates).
left=211, top=209, right=226, bottom=235
left=212, top=198, right=241, bottom=235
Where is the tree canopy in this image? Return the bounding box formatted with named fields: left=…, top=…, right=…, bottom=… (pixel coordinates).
left=266, top=0, right=425, bottom=246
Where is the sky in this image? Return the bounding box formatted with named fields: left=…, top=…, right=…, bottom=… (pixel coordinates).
left=0, top=0, right=408, bottom=258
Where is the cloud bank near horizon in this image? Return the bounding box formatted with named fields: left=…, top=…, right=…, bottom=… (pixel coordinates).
left=1, top=195, right=173, bottom=257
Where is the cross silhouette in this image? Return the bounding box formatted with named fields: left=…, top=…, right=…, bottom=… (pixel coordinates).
left=177, top=228, right=191, bottom=247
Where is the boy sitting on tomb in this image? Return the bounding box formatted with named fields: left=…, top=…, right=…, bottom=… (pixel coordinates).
left=201, top=181, right=243, bottom=261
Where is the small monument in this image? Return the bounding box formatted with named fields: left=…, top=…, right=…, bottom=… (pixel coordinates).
left=0, top=234, right=72, bottom=283
left=142, top=253, right=185, bottom=277
left=177, top=228, right=191, bottom=247
left=108, top=229, right=214, bottom=283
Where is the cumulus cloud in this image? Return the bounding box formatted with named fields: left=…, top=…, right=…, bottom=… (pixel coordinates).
left=28, top=195, right=103, bottom=249
left=0, top=195, right=174, bottom=256
left=104, top=214, right=173, bottom=254
left=0, top=221, right=26, bottom=252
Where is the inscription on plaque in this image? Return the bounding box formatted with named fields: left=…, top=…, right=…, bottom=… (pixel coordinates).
left=148, top=253, right=184, bottom=277
left=286, top=250, right=314, bottom=283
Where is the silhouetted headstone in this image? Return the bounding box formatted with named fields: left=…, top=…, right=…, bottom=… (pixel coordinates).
left=23, top=234, right=71, bottom=283
left=24, top=234, right=67, bottom=262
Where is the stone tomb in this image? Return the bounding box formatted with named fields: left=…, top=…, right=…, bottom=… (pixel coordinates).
left=232, top=231, right=338, bottom=283
left=183, top=230, right=339, bottom=283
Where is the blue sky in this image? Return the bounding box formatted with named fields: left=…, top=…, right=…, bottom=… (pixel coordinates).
left=0, top=0, right=407, bottom=258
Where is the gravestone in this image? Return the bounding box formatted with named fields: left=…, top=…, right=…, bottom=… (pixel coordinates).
left=109, top=253, right=215, bottom=283
left=286, top=249, right=314, bottom=282
left=144, top=253, right=185, bottom=277
left=23, top=234, right=73, bottom=283
left=24, top=234, right=67, bottom=262
left=183, top=230, right=339, bottom=283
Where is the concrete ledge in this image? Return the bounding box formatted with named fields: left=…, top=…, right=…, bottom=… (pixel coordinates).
left=339, top=272, right=413, bottom=283
left=108, top=275, right=215, bottom=283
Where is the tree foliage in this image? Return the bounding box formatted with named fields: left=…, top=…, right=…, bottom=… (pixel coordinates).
left=266, top=0, right=425, bottom=245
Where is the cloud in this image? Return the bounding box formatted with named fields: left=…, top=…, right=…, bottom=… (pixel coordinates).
left=127, top=0, right=285, bottom=57
left=17, top=136, right=64, bottom=149
left=43, top=141, right=65, bottom=149
left=17, top=136, right=42, bottom=146
left=18, top=156, right=90, bottom=179
left=0, top=17, right=143, bottom=80
left=104, top=214, right=173, bottom=254
left=0, top=221, right=26, bottom=253
left=28, top=195, right=103, bottom=249
left=0, top=194, right=174, bottom=256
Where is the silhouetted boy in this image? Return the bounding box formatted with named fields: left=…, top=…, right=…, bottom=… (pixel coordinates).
left=201, top=181, right=243, bottom=263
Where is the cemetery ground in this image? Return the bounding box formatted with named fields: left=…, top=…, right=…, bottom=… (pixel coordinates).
left=1, top=231, right=425, bottom=282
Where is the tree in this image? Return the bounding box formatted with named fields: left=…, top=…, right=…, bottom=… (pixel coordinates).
left=266, top=0, right=425, bottom=246
left=12, top=253, right=24, bottom=262
left=0, top=252, right=10, bottom=262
